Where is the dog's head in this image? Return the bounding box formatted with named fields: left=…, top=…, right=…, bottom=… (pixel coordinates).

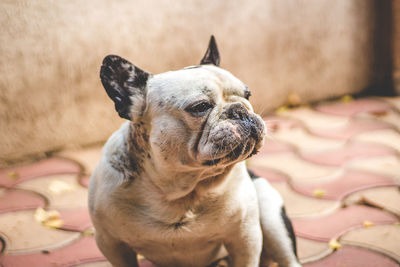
left=100, top=36, right=266, bottom=173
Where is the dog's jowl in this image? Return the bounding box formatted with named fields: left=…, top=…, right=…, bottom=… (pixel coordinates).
left=88, top=36, right=301, bottom=267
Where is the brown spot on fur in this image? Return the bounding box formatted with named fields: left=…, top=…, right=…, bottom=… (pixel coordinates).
left=110, top=122, right=149, bottom=186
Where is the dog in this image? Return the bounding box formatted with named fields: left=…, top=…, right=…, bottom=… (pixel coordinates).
left=88, top=36, right=300, bottom=267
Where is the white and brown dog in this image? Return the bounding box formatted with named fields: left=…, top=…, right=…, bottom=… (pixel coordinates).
left=88, top=36, right=300, bottom=267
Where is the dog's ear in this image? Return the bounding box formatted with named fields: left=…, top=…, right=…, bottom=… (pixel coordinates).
left=200, top=35, right=220, bottom=66
left=100, top=55, right=151, bottom=120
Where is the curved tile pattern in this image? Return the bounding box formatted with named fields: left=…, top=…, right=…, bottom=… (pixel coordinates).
left=303, top=246, right=399, bottom=267
left=310, top=118, right=393, bottom=140
left=0, top=158, right=81, bottom=188
left=0, top=188, right=46, bottom=213
left=315, top=98, right=392, bottom=117
left=16, top=174, right=88, bottom=209
left=340, top=224, right=400, bottom=262
left=0, top=236, right=105, bottom=267
left=292, top=170, right=397, bottom=200
left=0, top=210, right=80, bottom=253
left=344, top=186, right=400, bottom=216
left=302, top=142, right=396, bottom=167
left=292, top=205, right=398, bottom=242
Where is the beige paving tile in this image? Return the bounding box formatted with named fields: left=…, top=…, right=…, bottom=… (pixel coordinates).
left=380, top=96, right=400, bottom=110
left=0, top=210, right=80, bottom=253
left=344, top=186, right=400, bottom=216
left=16, top=174, right=88, bottom=209
left=297, top=237, right=332, bottom=263
left=278, top=106, right=349, bottom=130
left=340, top=224, right=400, bottom=262
left=357, top=110, right=400, bottom=130
left=352, top=129, right=400, bottom=152
left=271, top=127, right=345, bottom=153
left=347, top=155, right=400, bottom=183
left=57, top=146, right=103, bottom=175
left=249, top=153, right=339, bottom=182
left=271, top=182, right=340, bottom=218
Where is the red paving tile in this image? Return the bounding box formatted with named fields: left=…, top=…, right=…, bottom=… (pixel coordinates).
left=293, top=205, right=398, bottom=242
left=0, top=189, right=46, bottom=213
left=59, top=209, right=93, bottom=232
left=315, top=98, right=392, bottom=117
left=1, top=96, right=400, bottom=266
left=264, top=116, right=302, bottom=131
left=0, top=158, right=82, bottom=188
left=303, top=246, right=399, bottom=267
left=302, top=142, right=397, bottom=167
left=310, top=118, right=393, bottom=140
left=247, top=167, right=289, bottom=182
left=0, top=236, right=105, bottom=267
left=292, top=170, right=397, bottom=200
left=256, top=140, right=295, bottom=155
left=79, top=175, right=91, bottom=188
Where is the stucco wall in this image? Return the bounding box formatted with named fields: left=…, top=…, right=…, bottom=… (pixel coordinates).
left=0, top=0, right=377, bottom=165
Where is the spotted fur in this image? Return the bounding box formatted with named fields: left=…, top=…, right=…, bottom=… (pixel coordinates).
left=89, top=36, right=301, bottom=267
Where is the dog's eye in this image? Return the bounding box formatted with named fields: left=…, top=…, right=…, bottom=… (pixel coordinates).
left=185, top=101, right=214, bottom=116
left=244, top=90, right=251, bottom=100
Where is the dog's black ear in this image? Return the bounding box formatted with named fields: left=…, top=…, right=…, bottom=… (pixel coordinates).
left=200, top=35, right=220, bottom=66
left=100, top=55, right=151, bottom=120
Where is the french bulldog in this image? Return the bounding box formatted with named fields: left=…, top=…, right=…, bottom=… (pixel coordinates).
left=88, top=36, right=300, bottom=267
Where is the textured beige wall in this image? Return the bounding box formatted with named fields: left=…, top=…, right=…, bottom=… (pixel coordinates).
left=0, top=0, right=376, bottom=165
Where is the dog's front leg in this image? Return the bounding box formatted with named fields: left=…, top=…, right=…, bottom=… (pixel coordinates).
left=253, top=178, right=301, bottom=267
left=95, top=230, right=139, bottom=267
left=224, top=220, right=263, bottom=267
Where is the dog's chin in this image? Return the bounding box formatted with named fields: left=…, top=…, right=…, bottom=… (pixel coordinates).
left=201, top=139, right=260, bottom=167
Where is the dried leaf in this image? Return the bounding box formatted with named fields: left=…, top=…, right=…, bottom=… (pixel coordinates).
left=83, top=229, right=95, bottom=236
left=43, top=219, right=63, bottom=228
left=8, top=171, right=19, bottom=180
left=340, top=95, right=354, bottom=103
left=275, top=105, right=290, bottom=114
left=34, top=207, right=63, bottom=228
left=328, top=239, right=342, bottom=250
left=312, top=189, right=325, bottom=198
left=34, top=207, right=50, bottom=223
left=363, top=220, right=374, bottom=228
left=47, top=180, right=76, bottom=195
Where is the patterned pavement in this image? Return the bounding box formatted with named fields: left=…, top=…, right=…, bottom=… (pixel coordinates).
left=0, top=96, right=399, bottom=267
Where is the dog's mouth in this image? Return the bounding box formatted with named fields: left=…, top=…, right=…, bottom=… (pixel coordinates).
left=202, top=140, right=257, bottom=166
left=199, top=114, right=265, bottom=166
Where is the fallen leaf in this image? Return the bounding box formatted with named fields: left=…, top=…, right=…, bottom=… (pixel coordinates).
left=8, top=171, right=19, bottom=180
left=34, top=207, right=63, bottom=229
left=275, top=105, right=290, bottom=114
left=83, top=229, right=95, bottom=236
left=328, top=239, right=342, bottom=250
left=340, top=95, right=354, bottom=103
left=312, top=189, right=325, bottom=198
left=363, top=220, right=374, bottom=228
left=47, top=180, right=76, bottom=195
left=43, top=219, right=64, bottom=228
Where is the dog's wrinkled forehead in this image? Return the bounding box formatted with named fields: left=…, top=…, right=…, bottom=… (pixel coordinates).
left=147, top=65, right=248, bottom=107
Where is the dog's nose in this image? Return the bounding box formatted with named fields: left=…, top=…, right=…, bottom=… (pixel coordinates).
left=225, top=103, right=250, bottom=121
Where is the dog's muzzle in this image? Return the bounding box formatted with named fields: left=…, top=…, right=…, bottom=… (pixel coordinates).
left=201, top=103, right=265, bottom=166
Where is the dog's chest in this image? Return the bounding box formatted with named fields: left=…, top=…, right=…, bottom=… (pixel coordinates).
left=119, top=194, right=232, bottom=244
